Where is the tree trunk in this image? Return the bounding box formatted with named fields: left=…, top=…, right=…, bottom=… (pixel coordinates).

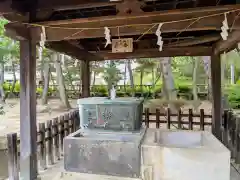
left=159, top=62, right=168, bottom=99
left=140, top=70, right=144, bottom=97
left=192, top=58, right=199, bottom=101
left=124, top=60, right=127, bottom=92
left=54, top=53, right=71, bottom=109
left=0, top=61, right=5, bottom=103
left=127, top=59, right=134, bottom=96
left=230, top=63, right=235, bottom=84
left=92, top=71, right=96, bottom=86
left=202, top=56, right=212, bottom=100
left=160, top=57, right=177, bottom=100
left=10, top=60, right=17, bottom=96
left=152, top=66, right=155, bottom=98
left=38, top=46, right=44, bottom=87
left=41, top=63, right=50, bottom=105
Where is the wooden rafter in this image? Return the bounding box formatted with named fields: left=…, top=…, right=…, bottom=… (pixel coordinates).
left=92, top=46, right=212, bottom=60
left=214, top=30, right=240, bottom=54
left=39, top=4, right=240, bottom=26
left=0, top=0, right=121, bottom=14
left=46, top=41, right=103, bottom=61
left=167, top=34, right=220, bottom=47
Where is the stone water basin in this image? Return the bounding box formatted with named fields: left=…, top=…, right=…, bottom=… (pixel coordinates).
left=64, top=128, right=146, bottom=178
left=141, top=129, right=231, bottom=180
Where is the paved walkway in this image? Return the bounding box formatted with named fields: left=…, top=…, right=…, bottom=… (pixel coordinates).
left=39, top=160, right=240, bottom=180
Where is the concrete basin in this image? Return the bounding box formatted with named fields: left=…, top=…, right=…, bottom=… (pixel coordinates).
left=141, top=129, right=230, bottom=180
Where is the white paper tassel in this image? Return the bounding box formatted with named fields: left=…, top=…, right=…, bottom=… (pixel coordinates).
left=221, top=13, right=229, bottom=41
left=39, top=26, right=46, bottom=48
left=155, top=23, right=164, bottom=52
left=104, top=27, right=111, bottom=48
left=74, top=59, right=78, bottom=67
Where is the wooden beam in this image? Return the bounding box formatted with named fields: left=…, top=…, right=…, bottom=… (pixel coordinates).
left=5, top=5, right=240, bottom=41
left=4, top=23, right=41, bottom=41
left=46, top=41, right=103, bottom=61
left=214, top=30, right=240, bottom=54
left=93, top=46, right=212, bottom=60
left=211, top=53, right=222, bottom=140
left=38, top=0, right=121, bottom=11
left=81, top=60, right=90, bottom=98
left=20, top=37, right=38, bottom=180
left=41, top=11, right=240, bottom=41
left=0, top=0, right=121, bottom=14
left=40, top=5, right=240, bottom=26
left=167, top=34, right=220, bottom=47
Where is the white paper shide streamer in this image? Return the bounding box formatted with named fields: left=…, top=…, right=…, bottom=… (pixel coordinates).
left=40, top=26, right=46, bottom=48
left=220, top=13, right=229, bottom=41
left=104, top=27, right=111, bottom=48
left=74, top=59, right=79, bottom=67
left=155, top=23, right=164, bottom=51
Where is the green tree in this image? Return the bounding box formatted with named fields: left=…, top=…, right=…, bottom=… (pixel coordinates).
left=103, top=61, right=122, bottom=94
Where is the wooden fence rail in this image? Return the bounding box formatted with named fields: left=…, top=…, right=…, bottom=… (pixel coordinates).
left=6, top=108, right=240, bottom=179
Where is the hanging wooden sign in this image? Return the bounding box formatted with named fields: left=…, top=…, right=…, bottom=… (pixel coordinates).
left=112, top=38, right=133, bottom=53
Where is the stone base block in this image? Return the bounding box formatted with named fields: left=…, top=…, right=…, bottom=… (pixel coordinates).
left=64, top=128, right=146, bottom=178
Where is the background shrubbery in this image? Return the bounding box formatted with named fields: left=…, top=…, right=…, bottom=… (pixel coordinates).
left=3, top=81, right=240, bottom=109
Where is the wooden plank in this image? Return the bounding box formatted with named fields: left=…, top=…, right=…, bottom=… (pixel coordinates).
left=19, top=38, right=38, bottom=180
left=93, top=46, right=212, bottom=60
left=211, top=53, right=222, bottom=140
left=81, top=60, right=90, bottom=98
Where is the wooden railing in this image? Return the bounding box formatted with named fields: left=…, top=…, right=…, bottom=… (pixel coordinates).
left=222, top=110, right=240, bottom=164
left=7, top=109, right=79, bottom=180
left=6, top=108, right=240, bottom=179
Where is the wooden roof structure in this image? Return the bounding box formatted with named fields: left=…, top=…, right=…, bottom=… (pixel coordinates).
left=2, top=0, right=240, bottom=61
left=0, top=2, right=238, bottom=180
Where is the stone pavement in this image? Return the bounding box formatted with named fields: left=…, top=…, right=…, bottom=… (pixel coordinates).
left=39, top=160, right=240, bottom=180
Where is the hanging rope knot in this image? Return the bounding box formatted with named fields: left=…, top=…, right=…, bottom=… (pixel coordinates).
left=39, top=26, right=46, bottom=48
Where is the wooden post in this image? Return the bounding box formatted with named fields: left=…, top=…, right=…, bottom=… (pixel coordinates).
left=166, top=108, right=171, bottom=129
left=155, top=109, right=160, bottom=129
left=81, top=60, right=90, bottom=98
left=188, top=109, right=193, bottom=130
left=144, top=108, right=150, bottom=128
left=46, top=120, right=54, bottom=165
left=20, top=38, right=38, bottom=180
left=39, top=123, right=47, bottom=170
left=7, top=133, right=19, bottom=180
left=211, top=53, right=222, bottom=140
